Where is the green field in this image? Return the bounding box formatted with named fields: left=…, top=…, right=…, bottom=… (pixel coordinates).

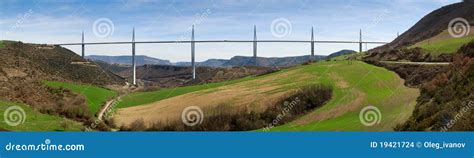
left=116, top=61, right=419, bottom=131
left=410, top=36, right=474, bottom=55
left=0, top=41, right=5, bottom=48
left=0, top=40, right=16, bottom=48
left=116, top=76, right=263, bottom=108
left=330, top=52, right=366, bottom=61
left=45, top=81, right=118, bottom=114
left=267, top=61, right=418, bottom=131
left=0, top=101, right=83, bottom=131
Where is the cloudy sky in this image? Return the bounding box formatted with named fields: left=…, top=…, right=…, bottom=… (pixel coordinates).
left=0, top=0, right=461, bottom=62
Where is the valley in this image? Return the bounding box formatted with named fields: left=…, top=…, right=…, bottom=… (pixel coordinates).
left=113, top=61, right=419, bottom=131
left=0, top=1, right=473, bottom=132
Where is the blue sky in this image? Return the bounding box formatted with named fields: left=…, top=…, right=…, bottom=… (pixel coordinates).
left=0, top=0, right=461, bottom=62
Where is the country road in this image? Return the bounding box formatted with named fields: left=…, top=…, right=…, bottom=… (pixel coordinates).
left=97, top=96, right=122, bottom=121
left=380, top=61, right=451, bottom=65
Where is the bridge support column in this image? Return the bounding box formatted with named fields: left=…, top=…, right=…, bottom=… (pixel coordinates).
left=359, top=29, right=363, bottom=53
left=132, top=28, right=136, bottom=85
left=311, top=27, right=315, bottom=61
left=191, top=25, right=196, bottom=80
left=81, top=31, right=85, bottom=58
left=253, top=25, right=257, bottom=66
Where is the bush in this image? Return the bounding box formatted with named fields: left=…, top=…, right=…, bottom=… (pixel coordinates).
left=396, top=53, right=474, bottom=131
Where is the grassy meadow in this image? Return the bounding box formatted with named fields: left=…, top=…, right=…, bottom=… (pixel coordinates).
left=0, top=101, right=83, bottom=131
left=115, top=61, right=419, bottom=131
left=45, top=81, right=118, bottom=114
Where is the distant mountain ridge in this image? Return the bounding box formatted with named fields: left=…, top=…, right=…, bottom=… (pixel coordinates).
left=88, top=49, right=356, bottom=67
left=86, top=55, right=172, bottom=66
left=327, top=49, right=357, bottom=59
left=176, top=59, right=229, bottom=67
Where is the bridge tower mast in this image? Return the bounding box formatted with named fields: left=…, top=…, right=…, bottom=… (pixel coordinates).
left=253, top=25, right=258, bottom=66
left=81, top=30, right=85, bottom=58
left=132, top=28, right=136, bottom=85
left=311, top=27, right=315, bottom=61
left=191, top=25, right=196, bottom=80
left=359, top=29, right=363, bottom=53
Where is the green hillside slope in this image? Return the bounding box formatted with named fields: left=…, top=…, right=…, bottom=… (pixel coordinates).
left=45, top=81, right=117, bottom=114
left=115, top=61, right=418, bottom=131
left=0, top=101, right=83, bottom=131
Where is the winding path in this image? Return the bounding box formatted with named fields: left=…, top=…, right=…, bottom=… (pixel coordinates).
left=97, top=96, right=122, bottom=121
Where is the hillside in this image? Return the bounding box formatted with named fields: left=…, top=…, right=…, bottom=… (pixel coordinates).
left=327, top=50, right=357, bottom=59
left=363, top=1, right=474, bottom=131
left=113, top=61, right=418, bottom=131
left=86, top=55, right=172, bottom=66
left=89, top=50, right=354, bottom=68
left=117, top=65, right=278, bottom=88
left=0, top=41, right=125, bottom=130
left=0, top=100, right=83, bottom=131
left=372, top=2, right=474, bottom=52
left=177, top=54, right=326, bottom=67
left=0, top=42, right=124, bottom=86
left=176, top=59, right=229, bottom=67
left=223, top=55, right=325, bottom=67
left=396, top=41, right=474, bottom=131
left=409, top=27, right=474, bottom=54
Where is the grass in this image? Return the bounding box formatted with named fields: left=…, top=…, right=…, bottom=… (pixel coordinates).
left=0, top=40, right=17, bottom=49
left=45, top=81, right=118, bottom=114
left=410, top=35, right=474, bottom=55
left=267, top=61, right=418, bottom=131
left=330, top=52, right=366, bottom=61
left=116, top=75, right=268, bottom=108
left=116, top=61, right=419, bottom=131
left=0, top=100, right=83, bottom=131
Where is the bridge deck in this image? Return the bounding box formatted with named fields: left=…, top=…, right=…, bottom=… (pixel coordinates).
left=55, top=40, right=388, bottom=46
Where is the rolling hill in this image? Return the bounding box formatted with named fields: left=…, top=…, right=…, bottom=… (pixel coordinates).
left=372, top=1, right=474, bottom=52
left=88, top=50, right=353, bottom=68
left=365, top=1, right=474, bottom=131
left=396, top=41, right=474, bottom=131
left=86, top=55, right=172, bottom=66
left=0, top=41, right=125, bottom=131
left=176, top=59, right=229, bottom=67
left=409, top=27, right=474, bottom=55
left=116, top=64, right=278, bottom=88
left=0, top=100, right=83, bottom=131
left=113, top=61, right=419, bottom=131
left=366, top=2, right=474, bottom=63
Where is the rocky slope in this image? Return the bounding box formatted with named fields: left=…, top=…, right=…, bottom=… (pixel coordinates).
left=0, top=41, right=125, bottom=121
